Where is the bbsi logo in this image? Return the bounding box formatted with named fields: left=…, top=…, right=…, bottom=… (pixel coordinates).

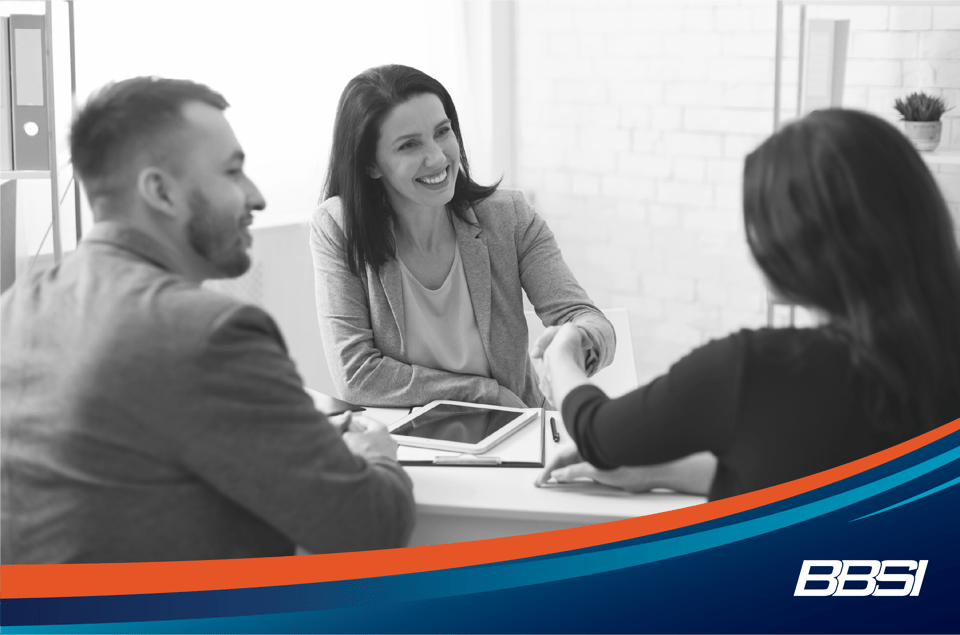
left=794, top=560, right=928, bottom=596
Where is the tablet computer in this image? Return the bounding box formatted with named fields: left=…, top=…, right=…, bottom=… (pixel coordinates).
left=388, top=401, right=539, bottom=454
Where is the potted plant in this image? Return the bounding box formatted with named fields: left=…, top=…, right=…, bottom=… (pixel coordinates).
left=894, top=92, right=951, bottom=152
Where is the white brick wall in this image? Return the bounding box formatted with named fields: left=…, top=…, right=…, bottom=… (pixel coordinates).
left=890, top=6, right=933, bottom=31
left=937, top=5, right=960, bottom=29
left=801, top=3, right=960, bottom=144
left=516, top=0, right=960, bottom=385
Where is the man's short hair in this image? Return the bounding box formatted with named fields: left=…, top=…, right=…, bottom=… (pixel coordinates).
left=70, top=77, right=228, bottom=195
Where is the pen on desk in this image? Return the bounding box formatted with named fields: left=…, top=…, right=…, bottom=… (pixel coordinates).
left=550, top=416, right=560, bottom=443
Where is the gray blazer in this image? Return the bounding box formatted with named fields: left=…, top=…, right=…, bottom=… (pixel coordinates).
left=309, top=189, right=615, bottom=408
left=1, top=223, right=415, bottom=563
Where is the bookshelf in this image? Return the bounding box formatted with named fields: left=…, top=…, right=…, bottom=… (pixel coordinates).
left=0, top=0, right=80, bottom=293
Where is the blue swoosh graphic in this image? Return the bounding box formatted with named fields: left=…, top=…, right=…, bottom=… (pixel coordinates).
left=7, top=443, right=960, bottom=635
left=851, top=474, right=960, bottom=521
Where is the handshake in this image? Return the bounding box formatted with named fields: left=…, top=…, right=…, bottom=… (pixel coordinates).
left=529, top=323, right=592, bottom=409
left=491, top=323, right=591, bottom=409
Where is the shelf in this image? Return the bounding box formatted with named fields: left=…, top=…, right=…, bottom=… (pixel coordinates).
left=921, top=150, right=960, bottom=166
left=1, top=170, right=52, bottom=180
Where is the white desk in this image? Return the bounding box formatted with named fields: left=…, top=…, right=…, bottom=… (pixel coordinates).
left=360, top=405, right=706, bottom=547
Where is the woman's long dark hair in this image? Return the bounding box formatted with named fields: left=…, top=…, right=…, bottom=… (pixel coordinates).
left=743, top=108, right=960, bottom=439
left=323, top=64, right=499, bottom=275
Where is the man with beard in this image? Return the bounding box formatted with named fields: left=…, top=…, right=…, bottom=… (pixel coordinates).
left=0, top=77, right=416, bottom=563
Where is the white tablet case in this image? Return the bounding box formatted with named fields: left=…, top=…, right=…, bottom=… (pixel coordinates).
left=397, top=409, right=544, bottom=466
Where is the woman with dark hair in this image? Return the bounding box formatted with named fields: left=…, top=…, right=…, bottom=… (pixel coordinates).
left=310, top=65, right=615, bottom=408
left=534, top=108, right=960, bottom=500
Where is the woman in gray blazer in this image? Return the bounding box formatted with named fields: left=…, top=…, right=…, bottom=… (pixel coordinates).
left=310, top=65, right=615, bottom=408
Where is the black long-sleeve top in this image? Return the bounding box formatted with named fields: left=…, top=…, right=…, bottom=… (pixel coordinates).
left=562, top=328, right=960, bottom=501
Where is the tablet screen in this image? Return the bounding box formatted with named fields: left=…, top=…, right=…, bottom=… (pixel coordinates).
left=391, top=404, right=519, bottom=444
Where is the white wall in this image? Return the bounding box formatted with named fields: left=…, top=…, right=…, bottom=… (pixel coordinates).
left=71, top=0, right=490, bottom=230
left=515, top=0, right=960, bottom=385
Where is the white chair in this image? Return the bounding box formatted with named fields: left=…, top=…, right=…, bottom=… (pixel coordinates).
left=524, top=308, right=638, bottom=398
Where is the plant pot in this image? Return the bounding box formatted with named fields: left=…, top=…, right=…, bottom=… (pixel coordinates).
left=903, top=121, right=942, bottom=152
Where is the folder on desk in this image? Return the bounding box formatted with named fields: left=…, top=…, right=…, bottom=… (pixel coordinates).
left=397, top=412, right=545, bottom=467
left=7, top=15, right=50, bottom=170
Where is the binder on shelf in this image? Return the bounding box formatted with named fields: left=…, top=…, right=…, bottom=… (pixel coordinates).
left=8, top=14, right=49, bottom=171
left=1, top=16, right=13, bottom=171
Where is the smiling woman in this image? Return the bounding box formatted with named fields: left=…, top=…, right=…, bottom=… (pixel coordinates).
left=370, top=94, right=461, bottom=221
left=310, top=65, right=616, bottom=409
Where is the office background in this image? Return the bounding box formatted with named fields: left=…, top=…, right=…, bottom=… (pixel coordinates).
left=514, top=1, right=960, bottom=386
left=3, top=0, right=959, bottom=397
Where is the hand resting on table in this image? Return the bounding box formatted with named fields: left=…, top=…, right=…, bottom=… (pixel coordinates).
left=536, top=445, right=717, bottom=496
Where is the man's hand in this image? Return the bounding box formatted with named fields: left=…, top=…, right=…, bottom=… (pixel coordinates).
left=342, top=415, right=399, bottom=461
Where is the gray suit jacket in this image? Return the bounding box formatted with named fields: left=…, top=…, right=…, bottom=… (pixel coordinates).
left=1, top=223, right=415, bottom=563
left=310, top=189, right=615, bottom=408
